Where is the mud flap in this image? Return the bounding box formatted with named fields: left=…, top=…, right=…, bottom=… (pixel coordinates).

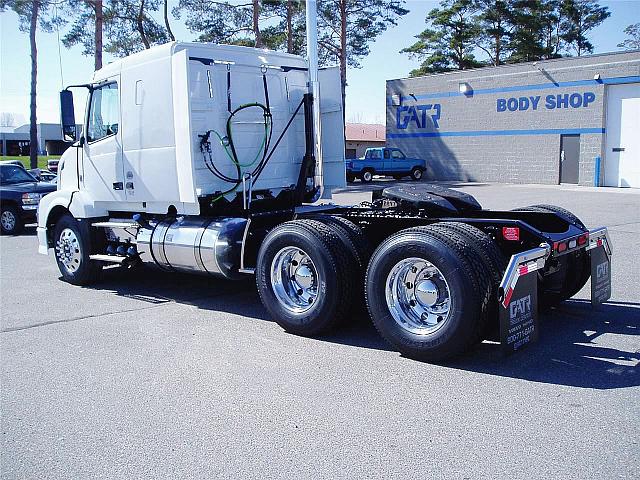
left=498, top=245, right=550, bottom=355
left=590, top=245, right=611, bottom=307
left=587, top=227, right=612, bottom=308
left=499, top=268, right=539, bottom=354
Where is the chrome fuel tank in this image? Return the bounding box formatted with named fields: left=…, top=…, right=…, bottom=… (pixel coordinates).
left=136, top=217, right=247, bottom=279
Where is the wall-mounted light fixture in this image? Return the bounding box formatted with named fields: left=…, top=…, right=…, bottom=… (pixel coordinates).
left=391, top=94, right=401, bottom=106
left=593, top=73, right=601, bottom=81
left=459, top=82, right=471, bottom=94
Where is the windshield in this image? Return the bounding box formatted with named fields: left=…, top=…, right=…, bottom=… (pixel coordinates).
left=0, top=165, right=37, bottom=184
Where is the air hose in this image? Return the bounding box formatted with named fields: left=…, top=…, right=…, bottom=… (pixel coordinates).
left=199, top=102, right=272, bottom=202
left=198, top=69, right=306, bottom=206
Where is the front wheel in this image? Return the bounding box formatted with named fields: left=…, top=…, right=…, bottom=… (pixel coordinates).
left=54, top=215, right=101, bottom=285
left=410, top=167, right=423, bottom=181
left=0, top=205, right=23, bottom=235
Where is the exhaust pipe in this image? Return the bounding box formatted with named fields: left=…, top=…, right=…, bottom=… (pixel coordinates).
left=306, top=0, right=324, bottom=200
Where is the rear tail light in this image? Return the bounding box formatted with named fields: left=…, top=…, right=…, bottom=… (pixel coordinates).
left=554, top=241, right=568, bottom=253
left=502, top=227, right=520, bottom=241
left=578, top=233, right=588, bottom=246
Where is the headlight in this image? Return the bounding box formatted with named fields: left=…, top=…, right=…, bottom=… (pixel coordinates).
left=22, top=193, right=43, bottom=205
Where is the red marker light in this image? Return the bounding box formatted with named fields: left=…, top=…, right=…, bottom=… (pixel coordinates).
left=503, top=227, right=520, bottom=241
left=556, top=242, right=567, bottom=253
left=578, top=233, right=588, bottom=246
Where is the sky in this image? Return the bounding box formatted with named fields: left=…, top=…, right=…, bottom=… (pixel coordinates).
left=1, top=0, right=639, bottom=127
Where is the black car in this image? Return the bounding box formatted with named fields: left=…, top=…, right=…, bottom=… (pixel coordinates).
left=0, top=164, right=56, bottom=235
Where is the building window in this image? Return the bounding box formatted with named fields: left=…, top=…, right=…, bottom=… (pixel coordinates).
left=345, top=148, right=357, bottom=159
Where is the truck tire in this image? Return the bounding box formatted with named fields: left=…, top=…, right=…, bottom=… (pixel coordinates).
left=53, top=214, right=102, bottom=286
left=365, top=225, right=492, bottom=361
left=361, top=169, right=374, bottom=183
left=527, top=204, right=586, bottom=229
left=256, top=219, right=355, bottom=336
left=517, top=204, right=590, bottom=304
left=433, top=222, right=506, bottom=339
left=0, top=204, right=23, bottom=235
left=512, top=204, right=590, bottom=305
left=410, top=167, right=423, bottom=181
left=305, top=215, right=371, bottom=312
left=304, top=215, right=371, bottom=270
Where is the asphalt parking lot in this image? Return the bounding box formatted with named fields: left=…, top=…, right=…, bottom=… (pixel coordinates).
left=1, top=182, right=638, bottom=479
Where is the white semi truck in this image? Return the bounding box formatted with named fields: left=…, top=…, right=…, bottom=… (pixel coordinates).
left=37, top=2, right=612, bottom=361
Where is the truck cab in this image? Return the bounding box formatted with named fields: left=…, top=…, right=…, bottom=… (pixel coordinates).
left=346, top=147, right=426, bottom=182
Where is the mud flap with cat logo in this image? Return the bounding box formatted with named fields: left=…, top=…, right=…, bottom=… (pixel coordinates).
left=498, top=245, right=550, bottom=355
left=587, top=227, right=612, bottom=307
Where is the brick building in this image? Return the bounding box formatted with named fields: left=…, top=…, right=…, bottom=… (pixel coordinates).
left=345, top=123, right=385, bottom=159
left=386, top=50, right=640, bottom=188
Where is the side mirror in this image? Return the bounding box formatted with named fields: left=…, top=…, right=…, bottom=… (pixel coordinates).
left=60, top=90, right=76, bottom=142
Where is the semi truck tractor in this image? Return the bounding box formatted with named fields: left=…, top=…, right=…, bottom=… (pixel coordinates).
left=37, top=2, right=611, bottom=361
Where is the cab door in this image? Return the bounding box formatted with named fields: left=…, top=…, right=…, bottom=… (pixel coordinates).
left=384, top=148, right=405, bottom=173
left=381, top=148, right=392, bottom=173
left=82, top=78, right=126, bottom=203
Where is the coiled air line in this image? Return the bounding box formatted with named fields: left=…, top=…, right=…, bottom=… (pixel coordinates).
left=199, top=68, right=307, bottom=206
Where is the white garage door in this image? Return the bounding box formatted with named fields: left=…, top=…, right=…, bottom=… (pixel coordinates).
left=605, top=83, right=640, bottom=188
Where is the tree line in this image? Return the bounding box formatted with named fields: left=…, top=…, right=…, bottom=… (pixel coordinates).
left=1, top=1, right=636, bottom=169
left=402, top=0, right=614, bottom=76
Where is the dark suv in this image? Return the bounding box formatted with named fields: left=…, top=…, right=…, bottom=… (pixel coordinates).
left=0, top=164, right=56, bottom=234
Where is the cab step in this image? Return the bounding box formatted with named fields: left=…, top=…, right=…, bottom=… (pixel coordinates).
left=92, top=221, right=139, bottom=229
left=89, top=254, right=129, bottom=264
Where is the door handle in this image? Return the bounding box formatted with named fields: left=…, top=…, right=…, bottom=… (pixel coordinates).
left=113, top=182, right=123, bottom=190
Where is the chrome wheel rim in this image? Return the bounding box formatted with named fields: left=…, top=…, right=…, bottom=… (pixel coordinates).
left=55, top=228, right=82, bottom=274
left=271, top=246, right=320, bottom=314
left=413, top=169, right=422, bottom=179
left=1, top=210, right=16, bottom=231
left=363, top=171, right=372, bottom=181
left=385, top=257, right=451, bottom=335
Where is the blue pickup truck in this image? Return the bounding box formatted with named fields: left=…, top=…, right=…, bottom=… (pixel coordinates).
left=346, top=147, right=427, bottom=183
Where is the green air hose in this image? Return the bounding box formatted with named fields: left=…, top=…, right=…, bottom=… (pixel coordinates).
left=199, top=102, right=273, bottom=204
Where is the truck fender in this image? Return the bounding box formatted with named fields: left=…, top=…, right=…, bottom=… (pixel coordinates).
left=37, top=190, right=108, bottom=254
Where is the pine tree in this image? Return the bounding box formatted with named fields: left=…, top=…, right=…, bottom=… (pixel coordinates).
left=618, top=23, right=640, bottom=50
left=560, top=0, right=610, bottom=56
left=474, top=0, right=512, bottom=66
left=317, top=0, right=408, bottom=115
left=401, top=0, right=483, bottom=75
left=0, top=0, right=61, bottom=168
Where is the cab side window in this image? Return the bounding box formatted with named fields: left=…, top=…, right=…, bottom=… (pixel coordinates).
left=87, top=83, right=119, bottom=143
left=383, top=150, right=390, bottom=159
left=370, top=150, right=381, bottom=159
left=391, top=150, right=405, bottom=160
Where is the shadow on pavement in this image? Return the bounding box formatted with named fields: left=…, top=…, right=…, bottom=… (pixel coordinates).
left=89, top=267, right=638, bottom=390
left=443, top=299, right=639, bottom=390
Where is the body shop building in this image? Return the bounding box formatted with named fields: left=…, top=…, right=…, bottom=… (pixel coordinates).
left=386, top=50, right=640, bottom=188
